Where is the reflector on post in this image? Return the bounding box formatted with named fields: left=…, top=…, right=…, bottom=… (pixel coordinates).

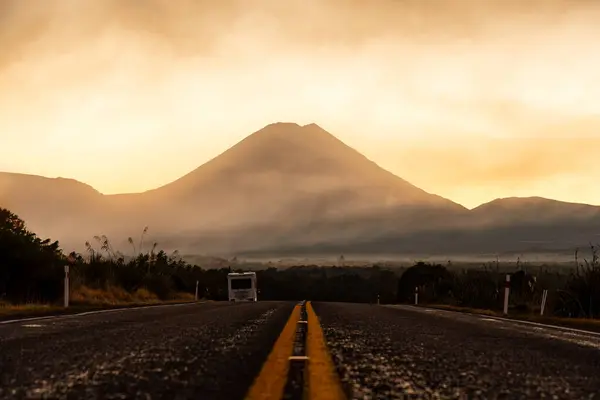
left=64, top=265, right=70, bottom=308
left=503, top=274, right=510, bottom=315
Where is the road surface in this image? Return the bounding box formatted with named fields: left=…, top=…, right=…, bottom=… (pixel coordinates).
left=0, top=302, right=293, bottom=400
left=1, top=301, right=599, bottom=399
left=313, top=303, right=600, bottom=399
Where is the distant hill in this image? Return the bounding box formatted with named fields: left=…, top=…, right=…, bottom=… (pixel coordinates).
left=247, top=197, right=600, bottom=257
left=107, top=122, right=464, bottom=229
left=0, top=172, right=107, bottom=245
left=471, top=197, right=600, bottom=225
left=2, top=122, right=600, bottom=257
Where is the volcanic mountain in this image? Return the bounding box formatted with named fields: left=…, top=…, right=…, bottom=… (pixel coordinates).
left=1, top=122, right=599, bottom=256
left=101, top=122, right=468, bottom=252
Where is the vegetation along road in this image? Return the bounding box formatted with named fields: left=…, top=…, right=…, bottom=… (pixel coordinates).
left=1, top=301, right=599, bottom=399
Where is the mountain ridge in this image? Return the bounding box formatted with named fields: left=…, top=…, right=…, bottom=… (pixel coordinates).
left=142, top=122, right=464, bottom=210
left=1, top=122, right=599, bottom=256
left=4, top=170, right=598, bottom=211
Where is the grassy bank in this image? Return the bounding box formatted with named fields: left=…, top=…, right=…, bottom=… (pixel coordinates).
left=69, top=284, right=195, bottom=305
left=0, top=285, right=197, bottom=322
left=421, top=304, right=600, bottom=333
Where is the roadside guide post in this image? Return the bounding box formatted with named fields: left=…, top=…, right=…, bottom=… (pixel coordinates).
left=503, top=274, right=510, bottom=315
left=195, top=280, right=199, bottom=301
left=377, top=294, right=380, bottom=305
left=414, top=286, right=419, bottom=305
left=540, top=289, right=548, bottom=316
left=64, top=265, right=70, bottom=308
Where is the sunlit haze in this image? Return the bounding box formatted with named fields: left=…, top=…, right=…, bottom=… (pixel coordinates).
left=1, top=0, right=600, bottom=208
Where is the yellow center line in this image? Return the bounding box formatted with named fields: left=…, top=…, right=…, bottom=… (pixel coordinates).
left=306, top=301, right=347, bottom=400
left=245, top=304, right=301, bottom=400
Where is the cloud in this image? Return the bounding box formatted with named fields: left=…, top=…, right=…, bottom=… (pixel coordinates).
left=375, top=135, right=600, bottom=208
left=2, top=0, right=599, bottom=62
left=1, top=0, right=600, bottom=208
left=389, top=136, right=598, bottom=183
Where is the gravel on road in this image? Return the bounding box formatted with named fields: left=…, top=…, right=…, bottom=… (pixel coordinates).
left=0, top=301, right=294, bottom=400
left=313, top=302, right=600, bottom=400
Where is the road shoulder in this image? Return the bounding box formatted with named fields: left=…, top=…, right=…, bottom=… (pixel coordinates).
left=0, top=301, right=202, bottom=324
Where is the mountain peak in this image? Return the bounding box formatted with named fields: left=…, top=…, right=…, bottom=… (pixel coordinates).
left=226, top=121, right=345, bottom=160
left=262, top=122, right=301, bottom=130
left=149, top=121, right=464, bottom=216
left=260, top=122, right=323, bottom=128
left=255, top=122, right=330, bottom=135
left=302, top=122, right=323, bottom=129
left=256, top=122, right=330, bottom=138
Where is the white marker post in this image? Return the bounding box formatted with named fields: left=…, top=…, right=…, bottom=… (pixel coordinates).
left=540, top=289, right=548, bottom=316
left=64, top=265, right=70, bottom=308
left=414, top=287, right=419, bottom=305
left=503, top=274, right=510, bottom=315
left=377, top=294, right=380, bottom=305
left=195, top=280, right=199, bottom=301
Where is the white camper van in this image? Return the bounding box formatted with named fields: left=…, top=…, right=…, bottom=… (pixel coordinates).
left=227, top=272, right=258, bottom=302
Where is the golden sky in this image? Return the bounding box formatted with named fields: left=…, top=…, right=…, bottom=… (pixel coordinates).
left=1, top=0, right=599, bottom=209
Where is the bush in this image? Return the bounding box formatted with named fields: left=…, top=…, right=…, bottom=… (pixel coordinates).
left=142, top=275, right=174, bottom=300
left=396, top=262, right=454, bottom=303
left=0, top=208, right=64, bottom=303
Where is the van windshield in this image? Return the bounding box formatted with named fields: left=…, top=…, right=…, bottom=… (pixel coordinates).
left=231, top=278, right=252, bottom=290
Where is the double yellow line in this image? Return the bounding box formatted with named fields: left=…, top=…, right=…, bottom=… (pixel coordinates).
left=245, top=301, right=346, bottom=400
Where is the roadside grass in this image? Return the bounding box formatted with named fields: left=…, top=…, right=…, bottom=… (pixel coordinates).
left=0, top=286, right=197, bottom=321
left=72, top=285, right=160, bottom=305
left=421, top=304, right=600, bottom=333
left=0, top=302, right=63, bottom=317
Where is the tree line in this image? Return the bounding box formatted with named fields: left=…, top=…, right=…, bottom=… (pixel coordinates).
left=0, top=207, right=399, bottom=304
left=396, top=257, right=600, bottom=318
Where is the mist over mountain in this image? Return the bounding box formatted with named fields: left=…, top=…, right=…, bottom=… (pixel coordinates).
left=2, top=122, right=599, bottom=258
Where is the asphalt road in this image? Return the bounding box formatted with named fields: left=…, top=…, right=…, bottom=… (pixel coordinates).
left=2, top=302, right=599, bottom=399
left=313, top=303, right=600, bottom=399
left=0, top=301, right=294, bottom=400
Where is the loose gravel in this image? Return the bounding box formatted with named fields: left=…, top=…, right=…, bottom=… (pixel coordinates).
left=0, top=301, right=294, bottom=400
left=313, top=302, right=600, bottom=400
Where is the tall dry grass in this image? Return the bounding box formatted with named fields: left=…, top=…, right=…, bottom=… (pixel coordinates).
left=69, top=285, right=195, bottom=306
left=70, top=285, right=159, bottom=305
